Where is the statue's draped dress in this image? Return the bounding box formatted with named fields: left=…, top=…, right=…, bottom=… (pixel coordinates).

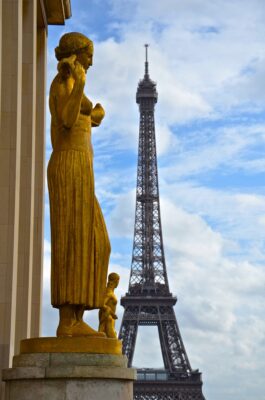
left=47, top=80, right=110, bottom=309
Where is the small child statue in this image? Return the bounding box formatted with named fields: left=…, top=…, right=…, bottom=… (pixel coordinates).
left=98, top=273, right=120, bottom=338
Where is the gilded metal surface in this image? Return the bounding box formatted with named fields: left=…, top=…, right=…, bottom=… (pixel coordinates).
left=20, top=337, right=122, bottom=355
left=99, top=273, right=120, bottom=338
left=47, top=32, right=110, bottom=338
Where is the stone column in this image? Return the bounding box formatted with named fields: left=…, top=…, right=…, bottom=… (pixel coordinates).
left=0, top=2, right=23, bottom=399
left=15, top=0, right=37, bottom=355
left=0, top=0, right=2, bottom=114
left=31, top=26, right=46, bottom=338
left=0, top=1, right=47, bottom=398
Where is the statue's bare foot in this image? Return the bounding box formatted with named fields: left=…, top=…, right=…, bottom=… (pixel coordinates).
left=106, top=329, right=117, bottom=339
left=56, top=318, right=75, bottom=337
left=72, top=320, right=106, bottom=337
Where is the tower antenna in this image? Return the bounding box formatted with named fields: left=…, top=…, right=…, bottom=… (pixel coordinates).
left=144, top=43, right=149, bottom=77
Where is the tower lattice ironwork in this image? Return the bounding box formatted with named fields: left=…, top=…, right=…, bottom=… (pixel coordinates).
left=119, top=45, right=206, bottom=400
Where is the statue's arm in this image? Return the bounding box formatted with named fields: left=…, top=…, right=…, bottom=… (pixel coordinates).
left=61, top=63, right=86, bottom=129
left=91, top=103, right=105, bottom=127
left=49, top=68, right=85, bottom=131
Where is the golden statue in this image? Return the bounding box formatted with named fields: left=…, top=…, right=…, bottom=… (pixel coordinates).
left=99, top=273, right=120, bottom=338
left=47, top=32, right=110, bottom=338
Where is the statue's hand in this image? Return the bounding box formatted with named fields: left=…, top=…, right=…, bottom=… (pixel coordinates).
left=57, top=55, right=76, bottom=80
left=110, top=311, right=118, bottom=319
left=72, top=61, right=86, bottom=85
left=91, top=103, right=105, bottom=127
left=93, top=103, right=105, bottom=118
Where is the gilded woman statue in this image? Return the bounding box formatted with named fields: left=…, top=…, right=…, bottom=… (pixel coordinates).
left=47, top=32, right=110, bottom=337
left=99, top=273, right=120, bottom=338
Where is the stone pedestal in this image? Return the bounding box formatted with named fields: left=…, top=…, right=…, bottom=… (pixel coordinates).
left=2, top=352, right=136, bottom=400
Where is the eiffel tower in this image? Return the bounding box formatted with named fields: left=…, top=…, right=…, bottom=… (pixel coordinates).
left=119, top=45, right=206, bottom=400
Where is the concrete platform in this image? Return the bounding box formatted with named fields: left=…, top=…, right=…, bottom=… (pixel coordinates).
left=3, top=352, right=136, bottom=400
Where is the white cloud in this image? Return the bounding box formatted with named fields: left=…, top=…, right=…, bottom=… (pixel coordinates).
left=44, top=1, right=265, bottom=399
left=161, top=198, right=224, bottom=261
left=47, top=0, right=265, bottom=154
left=108, top=0, right=265, bottom=116
left=106, top=193, right=265, bottom=399
left=133, top=326, right=164, bottom=368
left=160, top=199, right=265, bottom=399
left=108, top=190, right=135, bottom=238
left=43, top=239, right=51, bottom=288
left=160, top=182, right=265, bottom=247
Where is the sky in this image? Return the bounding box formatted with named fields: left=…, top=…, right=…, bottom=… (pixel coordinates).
left=43, top=1, right=265, bottom=399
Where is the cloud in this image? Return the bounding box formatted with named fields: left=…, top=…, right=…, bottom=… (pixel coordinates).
left=160, top=200, right=265, bottom=399
left=42, top=239, right=58, bottom=336
left=160, top=182, right=265, bottom=248
left=108, top=190, right=135, bottom=238
left=47, top=0, right=265, bottom=155
left=158, top=123, right=265, bottom=184
left=44, top=1, right=265, bottom=399
left=133, top=326, right=164, bottom=368
left=106, top=194, right=265, bottom=399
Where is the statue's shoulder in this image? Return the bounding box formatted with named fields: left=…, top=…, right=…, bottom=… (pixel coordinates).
left=50, top=74, right=73, bottom=99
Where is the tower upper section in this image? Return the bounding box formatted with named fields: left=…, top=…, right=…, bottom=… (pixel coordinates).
left=126, top=44, right=170, bottom=296
left=136, top=44, right=158, bottom=106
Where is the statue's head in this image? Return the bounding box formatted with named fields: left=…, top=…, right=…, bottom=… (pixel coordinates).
left=108, top=272, right=120, bottom=288
left=55, top=32, right=93, bottom=71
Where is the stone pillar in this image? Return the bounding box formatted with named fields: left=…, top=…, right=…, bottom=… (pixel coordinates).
left=15, top=0, right=37, bottom=355
left=0, top=1, right=47, bottom=398
left=0, top=0, right=2, bottom=114
left=31, top=26, right=46, bottom=338
left=1, top=2, right=72, bottom=396
left=3, top=353, right=136, bottom=400
left=0, top=2, right=23, bottom=399
left=1, top=1, right=72, bottom=399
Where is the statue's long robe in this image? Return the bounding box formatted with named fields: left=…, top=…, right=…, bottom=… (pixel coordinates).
left=47, top=87, right=110, bottom=309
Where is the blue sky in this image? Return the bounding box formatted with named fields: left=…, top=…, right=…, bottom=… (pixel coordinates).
left=43, top=1, right=265, bottom=399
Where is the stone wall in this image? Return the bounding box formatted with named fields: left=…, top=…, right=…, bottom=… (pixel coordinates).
left=0, top=1, right=71, bottom=399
